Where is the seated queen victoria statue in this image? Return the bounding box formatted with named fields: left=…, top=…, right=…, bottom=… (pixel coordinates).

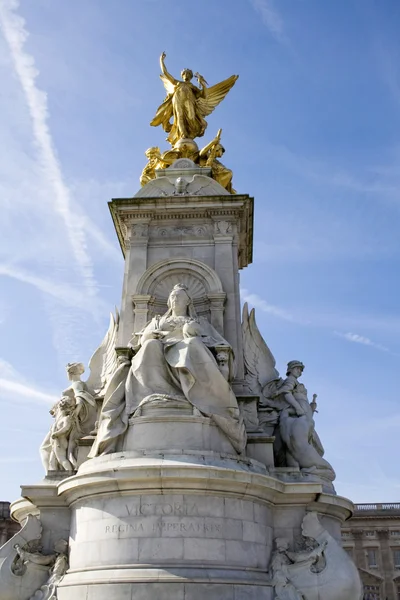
left=89, top=283, right=246, bottom=457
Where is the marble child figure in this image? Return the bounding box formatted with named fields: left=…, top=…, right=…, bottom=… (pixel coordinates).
left=40, top=362, right=97, bottom=473
left=48, top=396, right=75, bottom=471
left=90, top=283, right=246, bottom=457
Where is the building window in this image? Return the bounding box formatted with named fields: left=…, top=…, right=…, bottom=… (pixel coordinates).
left=365, top=531, right=375, bottom=538
left=391, top=530, right=400, bottom=537
left=0, top=502, right=10, bottom=519
left=367, top=548, right=378, bottom=568
left=364, top=584, right=380, bottom=599
left=342, top=531, right=351, bottom=538
left=393, top=549, right=400, bottom=568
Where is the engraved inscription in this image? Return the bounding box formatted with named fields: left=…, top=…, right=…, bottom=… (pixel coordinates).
left=104, top=520, right=222, bottom=536
left=104, top=517, right=223, bottom=537
left=152, top=521, right=221, bottom=534
left=125, top=502, right=199, bottom=516
left=105, top=523, right=145, bottom=534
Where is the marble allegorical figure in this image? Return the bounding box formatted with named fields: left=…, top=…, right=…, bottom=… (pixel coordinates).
left=47, top=395, right=76, bottom=472
left=269, top=512, right=362, bottom=600
left=14, top=539, right=69, bottom=600
left=269, top=360, right=334, bottom=478
left=271, top=535, right=326, bottom=600
left=40, top=315, right=119, bottom=473
left=90, top=283, right=246, bottom=457
left=242, top=304, right=335, bottom=483
left=40, top=363, right=97, bottom=473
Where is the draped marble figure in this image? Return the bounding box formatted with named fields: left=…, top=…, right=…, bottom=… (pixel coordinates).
left=90, top=284, right=246, bottom=457
left=242, top=304, right=335, bottom=483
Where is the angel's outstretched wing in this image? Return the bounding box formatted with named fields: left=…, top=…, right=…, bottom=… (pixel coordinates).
left=242, top=302, right=280, bottom=396
left=160, top=74, right=176, bottom=95
left=86, top=309, right=120, bottom=396
left=197, top=74, right=238, bottom=118
left=150, top=74, right=176, bottom=130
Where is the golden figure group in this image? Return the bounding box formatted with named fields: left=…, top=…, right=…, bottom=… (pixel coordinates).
left=140, top=52, right=238, bottom=193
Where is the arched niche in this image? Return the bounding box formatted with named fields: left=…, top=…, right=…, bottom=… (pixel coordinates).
left=132, top=259, right=226, bottom=334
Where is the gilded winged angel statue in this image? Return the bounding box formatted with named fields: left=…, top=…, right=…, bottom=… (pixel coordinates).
left=40, top=311, right=119, bottom=473
left=150, top=52, right=238, bottom=146
left=242, top=304, right=335, bottom=483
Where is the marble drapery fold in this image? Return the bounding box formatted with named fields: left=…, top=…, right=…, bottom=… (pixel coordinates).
left=90, top=285, right=246, bottom=457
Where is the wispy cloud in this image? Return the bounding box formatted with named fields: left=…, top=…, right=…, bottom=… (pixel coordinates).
left=0, top=378, right=55, bottom=404
left=250, top=0, right=286, bottom=43
left=241, top=291, right=399, bottom=353
left=334, top=331, right=389, bottom=352
left=241, top=288, right=303, bottom=323
left=264, top=141, right=400, bottom=199
left=0, top=263, right=106, bottom=316
left=0, top=358, right=56, bottom=405
left=0, top=0, right=97, bottom=296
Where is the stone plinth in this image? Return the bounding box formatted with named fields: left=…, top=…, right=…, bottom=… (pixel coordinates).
left=13, top=450, right=349, bottom=600
left=123, top=415, right=236, bottom=455
left=246, top=433, right=275, bottom=468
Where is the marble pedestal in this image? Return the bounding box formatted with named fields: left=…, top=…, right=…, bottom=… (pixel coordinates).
left=9, top=404, right=357, bottom=600
left=122, top=399, right=236, bottom=456
left=11, top=449, right=353, bottom=600
left=57, top=451, right=274, bottom=600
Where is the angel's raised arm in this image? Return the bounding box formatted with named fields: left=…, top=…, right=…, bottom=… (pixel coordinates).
left=160, top=51, right=177, bottom=86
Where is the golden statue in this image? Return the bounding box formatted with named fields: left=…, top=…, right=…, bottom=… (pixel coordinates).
left=150, top=52, right=238, bottom=147
left=140, top=147, right=163, bottom=186
left=199, top=129, right=235, bottom=193
left=140, top=145, right=183, bottom=186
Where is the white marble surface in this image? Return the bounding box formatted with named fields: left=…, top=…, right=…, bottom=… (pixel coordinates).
left=68, top=492, right=272, bottom=571
left=2, top=146, right=364, bottom=600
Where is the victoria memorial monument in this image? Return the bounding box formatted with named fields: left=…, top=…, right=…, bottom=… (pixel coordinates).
left=0, top=53, right=362, bottom=600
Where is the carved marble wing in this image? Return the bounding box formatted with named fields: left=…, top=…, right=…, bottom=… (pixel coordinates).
left=86, top=310, right=120, bottom=396
left=0, top=515, right=47, bottom=600
left=282, top=512, right=362, bottom=600
left=242, top=302, right=280, bottom=396
left=196, top=74, right=239, bottom=118
left=0, top=514, right=42, bottom=560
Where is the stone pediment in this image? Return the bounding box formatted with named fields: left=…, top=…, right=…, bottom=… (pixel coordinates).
left=108, top=193, right=254, bottom=269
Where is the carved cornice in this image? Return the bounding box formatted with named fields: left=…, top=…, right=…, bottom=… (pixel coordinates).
left=108, top=194, right=253, bottom=268
left=351, top=529, right=364, bottom=539
left=376, top=528, right=390, bottom=539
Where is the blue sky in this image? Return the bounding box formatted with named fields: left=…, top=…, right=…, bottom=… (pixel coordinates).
left=0, top=0, right=400, bottom=504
